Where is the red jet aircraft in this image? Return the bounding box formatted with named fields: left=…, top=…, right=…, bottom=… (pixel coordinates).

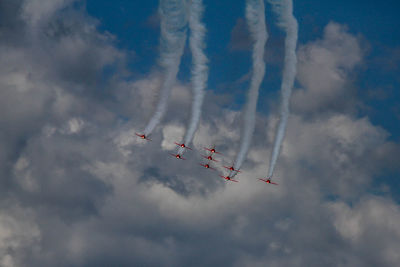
left=175, top=142, right=192, bottom=150
left=202, top=155, right=219, bottom=162
left=199, top=163, right=216, bottom=171
left=204, top=145, right=221, bottom=155
left=169, top=153, right=185, bottom=160
left=220, top=175, right=239, bottom=182
left=223, top=165, right=241, bottom=173
left=135, top=133, right=151, bottom=141
left=258, top=177, right=278, bottom=185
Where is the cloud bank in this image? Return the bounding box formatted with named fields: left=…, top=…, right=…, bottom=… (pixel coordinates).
left=0, top=1, right=399, bottom=266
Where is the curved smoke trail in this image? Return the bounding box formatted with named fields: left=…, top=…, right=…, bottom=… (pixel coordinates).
left=144, top=0, right=188, bottom=136
left=230, top=0, right=268, bottom=177
left=267, top=0, right=298, bottom=178
left=178, top=0, right=208, bottom=155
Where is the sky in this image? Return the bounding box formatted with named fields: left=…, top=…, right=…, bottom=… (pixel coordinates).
left=0, top=0, right=399, bottom=266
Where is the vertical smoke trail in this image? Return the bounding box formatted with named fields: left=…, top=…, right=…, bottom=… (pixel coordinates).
left=144, top=0, right=188, bottom=136
left=178, top=0, right=208, bottom=155
left=267, top=0, right=298, bottom=178
left=230, top=0, right=268, bottom=177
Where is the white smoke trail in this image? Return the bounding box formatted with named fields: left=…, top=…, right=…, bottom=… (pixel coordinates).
left=267, top=0, right=298, bottom=178
left=144, top=0, right=188, bottom=136
left=178, top=0, right=208, bottom=155
left=230, top=0, right=268, bottom=177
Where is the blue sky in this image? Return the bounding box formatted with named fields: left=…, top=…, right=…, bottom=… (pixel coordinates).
left=86, top=0, right=400, bottom=139
left=87, top=0, right=400, bottom=208
left=85, top=0, right=400, bottom=204
left=85, top=0, right=400, bottom=210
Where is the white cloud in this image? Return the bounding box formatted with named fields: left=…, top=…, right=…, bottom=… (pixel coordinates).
left=329, top=197, right=400, bottom=266
left=21, top=0, right=77, bottom=27
left=162, top=123, right=185, bottom=150
left=282, top=113, right=389, bottom=197
left=63, top=117, right=85, bottom=134
left=0, top=206, right=41, bottom=267
left=13, top=157, right=39, bottom=192
left=292, top=22, right=363, bottom=113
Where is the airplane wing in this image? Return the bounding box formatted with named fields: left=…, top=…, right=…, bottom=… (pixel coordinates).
left=258, top=178, right=278, bottom=185
left=169, top=153, right=185, bottom=160
left=202, top=155, right=217, bottom=161
left=205, top=146, right=222, bottom=154
left=199, top=164, right=216, bottom=171
left=224, top=166, right=241, bottom=172
left=177, top=142, right=192, bottom=150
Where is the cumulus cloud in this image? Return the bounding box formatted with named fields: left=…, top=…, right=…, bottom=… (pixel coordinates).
left=162, top=123, right=185, bottom=150
left=0, top=1, right=399, bottom=266
left=329, top=197, right=400, bottom=266
left=21, top=0, right=77, bottom=27
left=292, top=22, right=364, bottom=114
left=283, top=114, right=391, bottom=197
left=0, top=205, right=40, bottom=267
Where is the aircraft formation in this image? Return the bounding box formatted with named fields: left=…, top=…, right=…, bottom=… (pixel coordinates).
left=134, top=0, right=297, bottom=187
left=135, top=132, right=278, bottom=185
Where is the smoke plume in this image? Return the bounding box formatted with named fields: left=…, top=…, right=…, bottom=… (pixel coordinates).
left=144, top=0, right=188, bottom=136
left=267, top=0, right=298, bottom=178
left=178, top=0, right=208, bottom=155
left=230, top=0, right=268, bottom=177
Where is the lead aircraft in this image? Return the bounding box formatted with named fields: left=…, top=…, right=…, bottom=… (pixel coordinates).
left=258, top=176, right=278, bottom=185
